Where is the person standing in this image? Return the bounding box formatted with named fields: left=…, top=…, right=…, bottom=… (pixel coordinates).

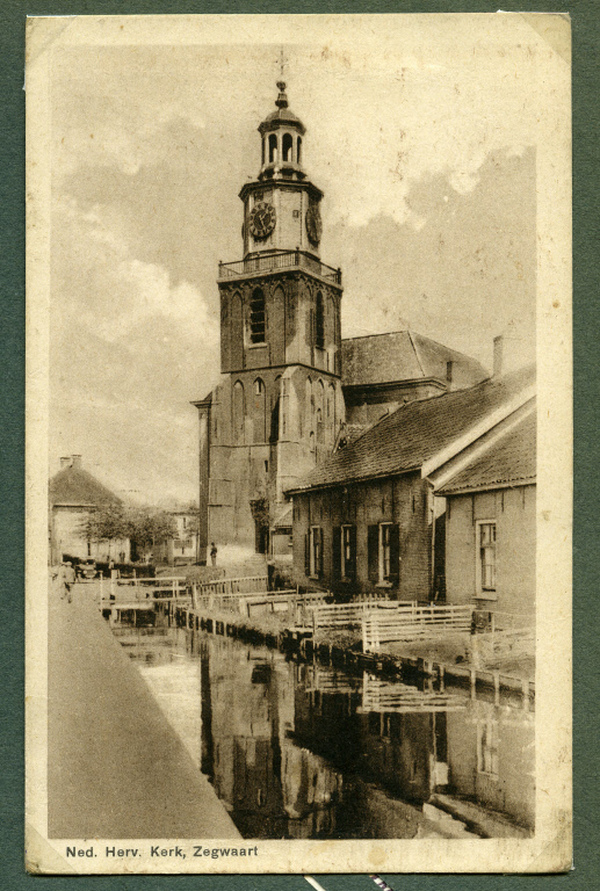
left=58, top=561, right=76, bottom=603
left=210, top=542, right=218, bottom=567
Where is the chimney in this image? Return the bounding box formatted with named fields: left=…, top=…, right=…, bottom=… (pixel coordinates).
left=60, top=455, right=82, bottom=470
left=493, top=335, right=504, bottom=377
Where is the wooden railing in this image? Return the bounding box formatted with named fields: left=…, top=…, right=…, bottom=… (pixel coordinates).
left=191, top=575, right=269, bottom=605
left=309, top=598, right=400, bottom=632
left=362, top=604, right=474, bottom=652
left=193, top=587, right=327, bottom=623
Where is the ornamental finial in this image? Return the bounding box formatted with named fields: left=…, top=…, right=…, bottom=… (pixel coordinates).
left=275, top=81, right=288, bottom=109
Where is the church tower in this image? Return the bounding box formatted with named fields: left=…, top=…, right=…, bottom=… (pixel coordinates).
left=196, top=82, right=344, bottom=561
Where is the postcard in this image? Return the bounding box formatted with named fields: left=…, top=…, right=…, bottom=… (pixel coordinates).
left=26, top=13, right=572, bottom=874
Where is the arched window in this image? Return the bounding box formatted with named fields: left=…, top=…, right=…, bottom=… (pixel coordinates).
left=328, top=382, right=336, bottom=427
left=250, top=288, right=266, bottom=344
left=297, top=137, right=302, bottom=164
left=316, top=408, right=323, bottom=444
left=282, top=133, right=293, bottom=163
left=304, top=376, right=313, bottom=436
left=232, top=381, right=245, bottom=444
left=317, top=379, right=325, bottom=416
left=315, top=291, right=325, bottom=350
left=309, top=431, right=316, bottom=455
left=230, top=291, right=243, bottom=368
left=268, top=134, right=278, bottom=164
left=253, top=378, right=267, bottom=443
left=270, top=375, right=281, bottom=443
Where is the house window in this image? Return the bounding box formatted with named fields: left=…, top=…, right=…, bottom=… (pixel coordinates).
left=368, top=522, right=400, bottom=586
left=341, top=525, right=356, bottom=581
left=380, top=523, right=392, bottom=581
left=308, top=526, right=323, bottom=578
left=477, top=719, right=499, bottom=777
left=477, top=521, right=497, bottom=597
left=250, top=288, right=266, bottom=344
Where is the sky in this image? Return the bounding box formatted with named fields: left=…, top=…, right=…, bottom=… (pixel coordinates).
left=47, top=15, right=547, bottom=505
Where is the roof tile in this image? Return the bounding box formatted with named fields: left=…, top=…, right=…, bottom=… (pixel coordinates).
left=287, top=365, right=535, bottom=493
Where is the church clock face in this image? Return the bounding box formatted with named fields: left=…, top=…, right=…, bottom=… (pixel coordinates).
left=306, top=204, right=322, bottom=246
left=249, top=202, right=276, bottom=239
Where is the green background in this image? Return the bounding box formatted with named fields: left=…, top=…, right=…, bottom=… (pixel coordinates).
left=2, top=0, right=597, bottom=887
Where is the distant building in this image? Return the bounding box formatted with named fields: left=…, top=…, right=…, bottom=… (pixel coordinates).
left=193, top=82, right=487, bottom=564
left=48, top=455, right=130, bottom=564
left=153, top=507, right=199, bottom=566
left=287, top=367, right=535, bottom=603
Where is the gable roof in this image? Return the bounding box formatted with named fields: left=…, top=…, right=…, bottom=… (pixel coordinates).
left=287, top=365, right=535, bottom=494
left=49, top=465, right=122, bottom=507
left=437, top=409, right=536, bottom=495
left=341, top=330, right=488, bottom=390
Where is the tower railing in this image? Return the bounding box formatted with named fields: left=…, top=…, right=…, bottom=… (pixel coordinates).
left=218, top=250, right=342, bottom=286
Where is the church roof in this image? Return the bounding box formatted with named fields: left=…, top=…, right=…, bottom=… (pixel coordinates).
left=287, top=365, right=535, bottom=494
left=49, top=463, right=122, bottom=507
left=341, top=330, right=489, bottom=390
left=437, top=409, right=536, bottom=495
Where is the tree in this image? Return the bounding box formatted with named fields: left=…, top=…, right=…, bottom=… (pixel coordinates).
left=81, top=503, right=176, bottom=563
left=126, top=507, right=176, bottom=562
left=80, top=502, right=129, bottom=559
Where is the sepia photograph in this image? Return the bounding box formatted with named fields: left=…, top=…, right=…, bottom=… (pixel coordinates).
left=26, top=13, right=572, bottom=874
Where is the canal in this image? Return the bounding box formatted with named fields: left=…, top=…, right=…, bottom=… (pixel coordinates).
left=113, top=617, right=535, bottom=841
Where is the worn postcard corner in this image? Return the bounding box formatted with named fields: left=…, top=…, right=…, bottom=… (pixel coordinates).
left=26, top=12, right=572, bottom=876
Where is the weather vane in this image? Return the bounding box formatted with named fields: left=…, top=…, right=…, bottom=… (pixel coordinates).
left=279, top=45, right=286, bottom=81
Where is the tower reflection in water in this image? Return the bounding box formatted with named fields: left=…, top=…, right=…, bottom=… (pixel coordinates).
left=116, top=625, right=534, bottom=839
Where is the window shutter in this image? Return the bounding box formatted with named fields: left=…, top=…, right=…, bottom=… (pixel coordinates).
left=367, top=525, right=379, bottom=582
left=318, top=527, right=324, bottom=577
left=389, top=524, right=400, bottom=586
left=332, top=526, right=341, bottom=580
left=348, top=525, right=357, bottom=581
left=304, top=533, right=310, bottom=576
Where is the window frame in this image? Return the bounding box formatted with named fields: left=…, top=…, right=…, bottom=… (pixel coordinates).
left=379, top=522, right=393, bottom=584
left=477, top=718, right=499, bottom=778
left=340, top=524, right=355, bottom=581
left=309, top=525, right=322, bottom=579
left=249, top=287, right=266, bottom=345
left=476, top=519, right=497, bottom=600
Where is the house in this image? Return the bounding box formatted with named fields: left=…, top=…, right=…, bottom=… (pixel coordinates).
left=152, top=507, right=200, bottom=566
left=48, top=455, right=130, bottom=564
left=434, top=406, right=536, bottom=621
left=286, top=366, right=535, bottom=602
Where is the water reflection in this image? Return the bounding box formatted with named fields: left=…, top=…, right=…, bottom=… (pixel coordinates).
left=114, top=622, right=534, bottom=840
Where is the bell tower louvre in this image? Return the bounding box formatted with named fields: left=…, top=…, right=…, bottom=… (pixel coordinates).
left=194, top=82, right=344, bottom=563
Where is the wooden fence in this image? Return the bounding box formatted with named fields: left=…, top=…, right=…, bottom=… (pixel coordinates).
left=192, top=585, right=327, bottom=624
left=359, top=675, right=467, bottom=713
left=362, top=603, right=474, bottom=652
left=191, top=575, right=269, bottom=603
left=309, top=598, right=401, bottom=633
